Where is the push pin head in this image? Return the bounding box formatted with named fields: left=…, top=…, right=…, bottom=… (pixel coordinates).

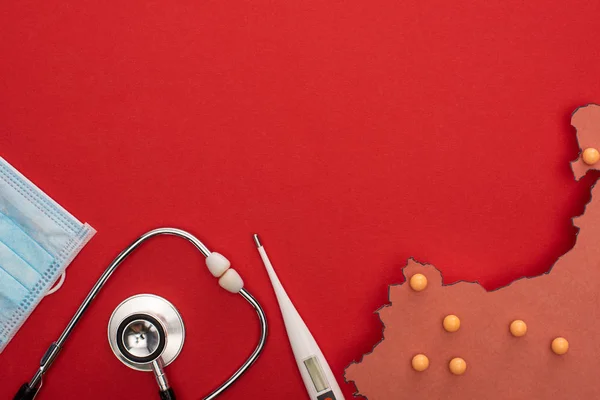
left=443, top=315, right=461, bottom=332
left=449, top=357, right=467, bottom=375
left=409, top=273, right=428, bottom=292
left=509, top=320, right=527, bottom=337
left=411, top=354, right=430, bottom=372
left=582, top=148, right=600, bottom=165
left=551, top=337, right=569, bottom=355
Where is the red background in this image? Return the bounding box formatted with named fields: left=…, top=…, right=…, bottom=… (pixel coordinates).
left=1, top=1, right=599, bottom=399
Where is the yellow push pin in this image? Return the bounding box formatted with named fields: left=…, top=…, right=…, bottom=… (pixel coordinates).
left=411, top=354, right=430, bottom=372
left=443, top=315, right=461, bottom=332
left=551, top=337, right=569, bottom=355
left=582, top=148, right=600, bottom=165
left=509, top=320, right=527, bottom=337
left=449, top=357, right=467, bottom=375
left=409, top=273, right=428, bottom=292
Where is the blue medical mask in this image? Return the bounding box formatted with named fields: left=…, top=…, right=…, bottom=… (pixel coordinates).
left=0, top=157, right=95, bottom=352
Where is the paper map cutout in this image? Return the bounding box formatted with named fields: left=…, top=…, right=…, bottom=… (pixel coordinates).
left=345, top=104, right=600, bottom=399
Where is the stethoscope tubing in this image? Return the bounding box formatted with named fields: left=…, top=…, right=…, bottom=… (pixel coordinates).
left=17, top=228, right=268, bottom=400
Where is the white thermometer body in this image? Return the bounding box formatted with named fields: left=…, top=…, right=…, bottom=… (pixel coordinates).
left=254, top=235, right=345, bottom=400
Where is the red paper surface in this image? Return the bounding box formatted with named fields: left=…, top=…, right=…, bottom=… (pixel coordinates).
left=1, top=1, right=599, bottom=399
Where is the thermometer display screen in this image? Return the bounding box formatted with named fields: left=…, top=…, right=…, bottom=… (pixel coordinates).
left=317, top=391, right=337, bottom=400
left=303, top=356, right=330, bottom=392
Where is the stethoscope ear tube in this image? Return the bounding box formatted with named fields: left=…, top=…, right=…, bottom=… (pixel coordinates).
left=159, top=388, right=176, bottom=400
left=13, top=383, right=38, bottom=400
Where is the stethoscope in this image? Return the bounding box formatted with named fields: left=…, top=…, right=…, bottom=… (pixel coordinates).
left=14, top=228, right=268, bottom=400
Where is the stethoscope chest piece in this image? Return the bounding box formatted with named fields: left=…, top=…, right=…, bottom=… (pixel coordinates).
left=108, top=294, right=185, bottom=371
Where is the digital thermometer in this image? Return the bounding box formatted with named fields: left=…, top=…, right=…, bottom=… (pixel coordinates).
left=254, top=234, right=344, bottom=400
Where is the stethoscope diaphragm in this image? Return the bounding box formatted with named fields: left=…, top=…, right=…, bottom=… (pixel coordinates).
left=108, top=294, right=185, bottom=371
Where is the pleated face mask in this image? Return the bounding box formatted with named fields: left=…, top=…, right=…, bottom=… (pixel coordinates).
left=0, top=157, right=95, bottom=352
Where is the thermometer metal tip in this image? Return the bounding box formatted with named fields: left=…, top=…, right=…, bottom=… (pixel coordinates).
left=253, top=233, right=262, bottom=248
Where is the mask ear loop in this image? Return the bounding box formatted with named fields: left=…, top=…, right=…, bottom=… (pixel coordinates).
left=45, top=271, right=66, bottom=296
